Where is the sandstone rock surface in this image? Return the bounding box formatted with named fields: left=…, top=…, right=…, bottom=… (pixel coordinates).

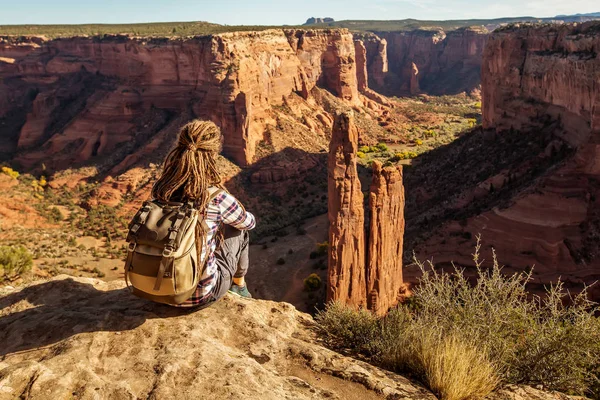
left=327, top=111, right=367, bottom=309
left=367, top=161, right=406, bottom=314
left=0, top=275, right=436, bottom=400
left=327, top=114, right=406, bottom=315
left=0, top=276, right=576, bottom=400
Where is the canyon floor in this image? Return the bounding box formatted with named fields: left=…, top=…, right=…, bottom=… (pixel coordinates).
left=0, top=94, right=481, bottom=312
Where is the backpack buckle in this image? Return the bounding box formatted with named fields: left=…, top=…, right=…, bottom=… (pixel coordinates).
left=128, top=242, right=137, bottom=252
left=162, top=246, right=174, bottom=257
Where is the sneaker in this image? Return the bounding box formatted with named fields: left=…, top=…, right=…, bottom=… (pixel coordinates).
left=228, top=284, right=252, bottom=298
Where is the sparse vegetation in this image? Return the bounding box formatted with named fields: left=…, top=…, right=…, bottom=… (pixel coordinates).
left=0, top=21, right=295, bottom=39
left=317, top=241, right=600, bottom=399
left=303, top=273, right=322, bottom=292
left=1, top=166, right=19, bottom=179
left=75, top=205, right=128, bottom=241
left=315, top=241, right=329, bottom=257
left=0, top=245, right=33, bottom=281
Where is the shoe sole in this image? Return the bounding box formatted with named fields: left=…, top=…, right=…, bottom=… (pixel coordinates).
left=227, top=290, right=252, bottom=299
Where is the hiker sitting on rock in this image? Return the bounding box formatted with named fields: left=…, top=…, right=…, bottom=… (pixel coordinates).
left=145, top=119, right=255, bottom=306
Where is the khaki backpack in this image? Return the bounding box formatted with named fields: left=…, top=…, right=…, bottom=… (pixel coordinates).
left=124, top=187, right=222, bottom=305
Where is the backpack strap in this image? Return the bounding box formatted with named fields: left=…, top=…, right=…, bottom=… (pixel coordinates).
left=128, top=202, right=152, bottom=239
left=153, top=207, right=188, bottom=292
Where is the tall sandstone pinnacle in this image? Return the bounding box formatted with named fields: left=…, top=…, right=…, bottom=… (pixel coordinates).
left=367, top=161, right=405, bottom=315
left=327, top=111, right=367, bottom=309
left=327, top=112, right=405, bottom=315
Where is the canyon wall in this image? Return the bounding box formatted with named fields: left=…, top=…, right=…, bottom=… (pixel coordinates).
left=0, top=29, right=369, bottom=174
left=328, top=112, right=405, bottom=315
left=359, top=27, right=487, bottom=96
left=482, top=23, right=600, bottom=143
left=407, top=21, right=600, bottom=300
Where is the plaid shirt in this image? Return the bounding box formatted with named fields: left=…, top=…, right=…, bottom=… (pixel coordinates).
left=178, top=190, right=255, bottom=307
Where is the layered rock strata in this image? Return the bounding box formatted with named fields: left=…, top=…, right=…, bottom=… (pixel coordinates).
left=0, top=28, right=368, bottom=173
left=328, top=112, right=405, bottom=315
left=407, top=22, right=600, bottom=300
left=359, top=27, right=487, bottom=95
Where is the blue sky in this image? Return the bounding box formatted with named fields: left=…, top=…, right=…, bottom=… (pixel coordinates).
left=0, top=0, right=598, bottom=25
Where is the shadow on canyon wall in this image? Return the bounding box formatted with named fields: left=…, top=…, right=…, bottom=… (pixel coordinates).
left=402, top=120, right=575, bottom=258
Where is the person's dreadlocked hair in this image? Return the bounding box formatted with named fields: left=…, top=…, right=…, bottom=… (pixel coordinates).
left=152, top=119, right=225, bottom=253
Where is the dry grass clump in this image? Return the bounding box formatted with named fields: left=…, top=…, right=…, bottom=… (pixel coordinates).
left=418, top=333, right=500, bottom=400
left=316, top=238, right=600, bottom=399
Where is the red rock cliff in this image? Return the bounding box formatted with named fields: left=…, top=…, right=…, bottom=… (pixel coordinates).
left=408, top=22, right=600, bottom=300
left=482, top=22, right=600, bottom=143
left=368, top=27, right=487, bottom=95
left=0, top=29, right=364, bottom=170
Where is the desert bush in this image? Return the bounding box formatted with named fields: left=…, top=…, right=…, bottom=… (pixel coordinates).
left=376, top=143, right=388, bottom=152
left=0, top=245, right=33, bottom=281
left=316, top=239, right=600, bottom=398
left=315, top=241, right=329, bottom=256
left=357, top=151, right=367, bottom=159
left=316, top=302, right=379, bottom=354
left=391, top=151, right=418, bottom=161
left=303, top=273, right=322, bottom=292
left=1, top=166, right=19, bottom=179
left=47, top=207, right=64, bottom=223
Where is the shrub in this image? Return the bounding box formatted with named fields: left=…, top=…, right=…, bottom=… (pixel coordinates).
left=0, top=245, right=33, bottom=281
left=47, top=207, right=64, bottom=223
left=391, top=151, right=418, bottom=161
left=357, top=151, right=367, bottom=159
left=315, top=241, right=329, bottom=256
left=316, top=302, right=378, bottom=353
left=376, top=143, right=388, bottom=152
left=316, top=239, right=600, bottom=398
left=1, top=166, right=19, bottom=179
left=276, top=257, right=285, bottom=265
left=303, top=273, right=322, bottom=292
left=415, top=139, right=423, bottom=145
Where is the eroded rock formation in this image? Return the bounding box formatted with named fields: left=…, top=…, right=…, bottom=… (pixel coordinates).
left=327, top=111, right=367, bottom=309
left=355, top=33, right=389, bottom=90
left=360, top=27, right=487, bottom=95
left=367, top=161, right=406, bottom=314
left=328, top=113, right=405, bottom=315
